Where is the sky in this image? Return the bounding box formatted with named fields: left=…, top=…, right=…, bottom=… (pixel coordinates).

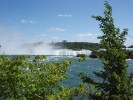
left=0, top=0, right=133, bottom=46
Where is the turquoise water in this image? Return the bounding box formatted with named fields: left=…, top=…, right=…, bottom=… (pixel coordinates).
left=46, top=56, right=133, bottom=88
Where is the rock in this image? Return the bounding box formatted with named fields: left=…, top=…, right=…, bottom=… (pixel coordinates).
left=76, top=54, right=86, bottom=57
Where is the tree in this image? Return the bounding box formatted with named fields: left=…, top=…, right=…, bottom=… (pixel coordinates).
left=0, top=55, right=83, bottom=99
left=80, top=1, right=133, bottom=99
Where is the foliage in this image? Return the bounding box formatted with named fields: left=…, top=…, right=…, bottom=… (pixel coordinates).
left=50, top=42, right=103, bottom=51
left=76, top=54, right=86, bottom=57
left=89, top=50, right=105, bottom=58
left=0, top=55, right=82, bottom=100
left=80, top=1, right=133, bottom=99
left=90, top=49, right=133, bottom=59
left=125, top=50, right=133, bottom=59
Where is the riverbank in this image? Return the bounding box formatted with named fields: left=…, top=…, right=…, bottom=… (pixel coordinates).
left=89, top=50, right=133, bottom=59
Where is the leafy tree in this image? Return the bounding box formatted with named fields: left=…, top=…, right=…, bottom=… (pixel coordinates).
left=80, top=1, right=133, bottom=99
left=0, top=55, right=83, bottom=99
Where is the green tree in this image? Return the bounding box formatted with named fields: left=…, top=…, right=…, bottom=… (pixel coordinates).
left=0, top=55, right=83, bottom=100
left=80, top=1, right=133, bottom=99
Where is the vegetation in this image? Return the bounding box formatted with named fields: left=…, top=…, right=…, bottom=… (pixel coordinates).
left=128, top=45, right=133, bottom=48
left=125, top=50, right=133, bottom=59
left=50, top=42, right=104, bottom=51
left=90, top=49, right=133, bottom=59
left=89, top=50, right=108, bottom=59
left=80, top=1, right=133, bottom=99
left=0, top=55, right=84, bottom=99
left=76, top=54, right=86, bottom=57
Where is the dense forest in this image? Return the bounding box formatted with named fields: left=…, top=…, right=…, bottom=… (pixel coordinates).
left=90, top=50, right=133, bottom=59
left=50, top=42, right=104, bottom=50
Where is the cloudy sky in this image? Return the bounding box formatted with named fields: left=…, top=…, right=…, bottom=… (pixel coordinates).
left=0, top=0, right=133, bottom=46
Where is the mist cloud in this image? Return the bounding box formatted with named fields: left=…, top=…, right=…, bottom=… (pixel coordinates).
left=0, top=25, right=54, bottom=55
left=0, top=25, right=23, bottom=54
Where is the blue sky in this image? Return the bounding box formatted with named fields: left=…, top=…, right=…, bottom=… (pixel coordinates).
left=0, top=0, right=133, bottom=46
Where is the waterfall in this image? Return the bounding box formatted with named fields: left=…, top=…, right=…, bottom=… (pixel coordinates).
left=53, top=49, right=91, bottom=56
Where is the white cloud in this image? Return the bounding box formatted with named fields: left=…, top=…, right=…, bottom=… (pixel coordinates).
left=76, top=33, right=99, bottom=39
left=49, top=36, right=59, bottom=40
left=58, top=14, right=72, bottom=18
left=21, top=19, right=35, bottom=24
left=73, top=33, right=100, bottom=43
left=47, top=27, right=66, bottom=32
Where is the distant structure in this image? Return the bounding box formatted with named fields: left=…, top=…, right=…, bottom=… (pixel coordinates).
left=62, top=40, right=67, bottom=43
left=51, top=41, right=54, bottom=44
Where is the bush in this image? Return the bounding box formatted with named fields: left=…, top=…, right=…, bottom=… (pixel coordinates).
left=0, top=55, right=81, bottom=99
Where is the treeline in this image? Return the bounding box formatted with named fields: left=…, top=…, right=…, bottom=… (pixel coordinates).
left=128, top=45, right=133, bottom=48
left=50, top=42, right=104, bottom=50
left=90, top=50, right=133, bottom=59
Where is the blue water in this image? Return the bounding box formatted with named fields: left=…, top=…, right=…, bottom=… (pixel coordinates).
left=45, top=56, right=133, bottom=88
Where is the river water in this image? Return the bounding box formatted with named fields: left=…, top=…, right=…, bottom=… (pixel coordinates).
left=45, top=56, right=133, bottom=88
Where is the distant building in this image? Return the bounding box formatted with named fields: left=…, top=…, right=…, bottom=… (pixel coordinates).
left=62, top=40, right=67, bottom=43
left=51, top=41, right=54, bottom=44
